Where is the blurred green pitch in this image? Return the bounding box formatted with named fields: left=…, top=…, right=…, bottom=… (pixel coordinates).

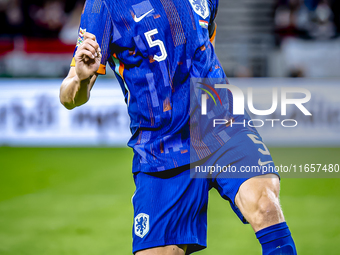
left=0, top=147, right=340, bottom=255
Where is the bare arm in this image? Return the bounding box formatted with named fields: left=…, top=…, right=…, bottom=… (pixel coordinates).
left=60, top=67, right=97, bottom=110
left=60, top=32, right=101, bottom=110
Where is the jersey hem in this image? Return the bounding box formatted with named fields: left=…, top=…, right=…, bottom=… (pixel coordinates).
left=133, top=237, right=206, bottom=255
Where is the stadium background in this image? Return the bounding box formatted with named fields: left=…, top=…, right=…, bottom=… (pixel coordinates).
left=0, top=0, right=340, bottom=254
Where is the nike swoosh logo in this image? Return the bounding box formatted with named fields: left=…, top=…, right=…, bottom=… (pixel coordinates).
left=258, top=159, right=273, bottom=166
left=134, top=9, right=154, bottom=22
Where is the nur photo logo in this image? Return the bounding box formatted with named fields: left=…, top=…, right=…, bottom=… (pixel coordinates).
left=199, top=83, right=312, bottom=128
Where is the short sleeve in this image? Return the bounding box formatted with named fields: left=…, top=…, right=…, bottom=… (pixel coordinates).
left=71, top=0, right=113, bottom=75
left=208, top=0, right=218, bottom=41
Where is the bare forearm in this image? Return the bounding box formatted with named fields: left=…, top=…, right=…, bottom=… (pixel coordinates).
left=60, top=33, right=101, bottom=109
left=60, top=73, right=96, bottom=110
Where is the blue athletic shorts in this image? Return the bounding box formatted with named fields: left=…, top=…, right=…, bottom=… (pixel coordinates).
left=132, top=130, right=279, bottom=254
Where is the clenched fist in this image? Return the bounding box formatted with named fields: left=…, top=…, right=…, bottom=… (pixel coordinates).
left=74, top=32, right=102, bottom=81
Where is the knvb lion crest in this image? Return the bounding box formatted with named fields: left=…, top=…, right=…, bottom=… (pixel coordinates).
left=189, top=0, right=209, bottom=19
left=134, top=213, right=149, bottom=238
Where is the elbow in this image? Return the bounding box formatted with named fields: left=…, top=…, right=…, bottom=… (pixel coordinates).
left=62, top=101, right=76, bottom=110
left=59, top=91, right=89, bottom=110
left=59, top=96, right=76, bottom=110
left=59, top=86, right=76, bottom=110
left=59, top=74, right=91, bottom=110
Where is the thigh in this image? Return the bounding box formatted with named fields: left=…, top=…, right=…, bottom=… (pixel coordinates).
left=208, top=130, right=279, bottom=223
left=132, top=169, right=209, bottom=254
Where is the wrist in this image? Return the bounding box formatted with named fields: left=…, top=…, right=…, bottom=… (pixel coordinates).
left=74, top=72, right=92, bottom=85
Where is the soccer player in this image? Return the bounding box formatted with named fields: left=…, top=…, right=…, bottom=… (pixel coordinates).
left=60, top=0, right=297, bottom=254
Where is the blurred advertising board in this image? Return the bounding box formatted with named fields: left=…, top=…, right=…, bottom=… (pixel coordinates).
left=0, top=78, right=339, bottom=147
left=0, top=79, right=130, bottom=146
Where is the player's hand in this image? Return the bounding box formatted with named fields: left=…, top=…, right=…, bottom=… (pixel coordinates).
left=74, top=32, right=102, bottom=81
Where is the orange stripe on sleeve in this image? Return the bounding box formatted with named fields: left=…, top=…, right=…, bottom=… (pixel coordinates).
left=97, top=64, right=106, bottom=75
left=70, top=58, right=76, bottom=67
left=70, top=58, right=106, bottom=75
left=209, top=24, right=217, bottom=43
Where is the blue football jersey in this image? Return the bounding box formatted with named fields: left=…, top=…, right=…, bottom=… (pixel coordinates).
left=72, top=0, right=250, bottom=173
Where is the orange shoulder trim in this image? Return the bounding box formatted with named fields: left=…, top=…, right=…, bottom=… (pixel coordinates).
left=209, top=24, right=217, bottom=43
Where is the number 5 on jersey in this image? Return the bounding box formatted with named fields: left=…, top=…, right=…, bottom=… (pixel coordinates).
left=247, top=134, right=270, bottom=156
left=144, top=29, right=167, bottom=62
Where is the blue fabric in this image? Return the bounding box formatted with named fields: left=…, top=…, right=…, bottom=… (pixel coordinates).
left=200, top=129, right=280, bottom=223
left=74, top=0, right=256, bottom=174
left=256, top=222, right=297, bottom=255
left=75, top=0, right=114, bottom=68
left=132, top=129, right=280, bottom=254
left=132, top=169, right=208, bottom=254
